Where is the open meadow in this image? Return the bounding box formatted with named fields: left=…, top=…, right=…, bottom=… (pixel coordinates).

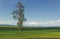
left=0, top=26, right=60, bottom=39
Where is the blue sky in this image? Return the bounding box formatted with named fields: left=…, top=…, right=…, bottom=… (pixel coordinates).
left=0, top=0, right=60, bottom=26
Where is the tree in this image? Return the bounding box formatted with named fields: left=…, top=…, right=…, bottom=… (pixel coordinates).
left=12, top=2, right=26, bottom=32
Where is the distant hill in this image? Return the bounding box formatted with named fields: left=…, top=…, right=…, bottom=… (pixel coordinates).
left=0, top=24, right=15, bottom=26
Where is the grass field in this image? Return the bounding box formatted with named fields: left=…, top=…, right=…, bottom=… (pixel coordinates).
left=0, top=26, right=60, bottom=39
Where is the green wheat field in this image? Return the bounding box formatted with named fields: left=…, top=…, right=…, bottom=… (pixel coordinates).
left=0, top=26, right=60, bottom=39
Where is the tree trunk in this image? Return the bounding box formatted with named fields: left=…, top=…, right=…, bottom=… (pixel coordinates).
left=17, top=21, right=23, bottom=32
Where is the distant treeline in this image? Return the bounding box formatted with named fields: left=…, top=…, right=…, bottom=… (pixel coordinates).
left=22, top=27, right=60, bottom=30
left=0, top=27, right=60, bottom=30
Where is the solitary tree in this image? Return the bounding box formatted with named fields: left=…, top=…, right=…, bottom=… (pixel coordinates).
left=12, top=2, right=26, bottom=32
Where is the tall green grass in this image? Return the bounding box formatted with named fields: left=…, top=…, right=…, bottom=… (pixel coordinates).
left=0, top=26, right=60, bottom=38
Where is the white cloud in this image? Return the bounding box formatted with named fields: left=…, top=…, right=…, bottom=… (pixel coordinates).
left=44, top=22, right=49, bottom=24
left=57, top=19, right=60, bottom=23
left=50, top=21, right=54, bottom=24
left=0, top=20, right=16, bottom=25
left=40, top=22, right=44, bottom=25
left=0, top=19, right=60, bottom=26
left=0, top=21, right=10, bottom=24
left=25, top=19, right=60, bottom=26
left=27, top=22, right=39, bottom=25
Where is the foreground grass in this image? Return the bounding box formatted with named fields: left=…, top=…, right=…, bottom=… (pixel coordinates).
left=0, top=29, right=60, bottom=37
left=0, top=26, right=60, bottom=39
